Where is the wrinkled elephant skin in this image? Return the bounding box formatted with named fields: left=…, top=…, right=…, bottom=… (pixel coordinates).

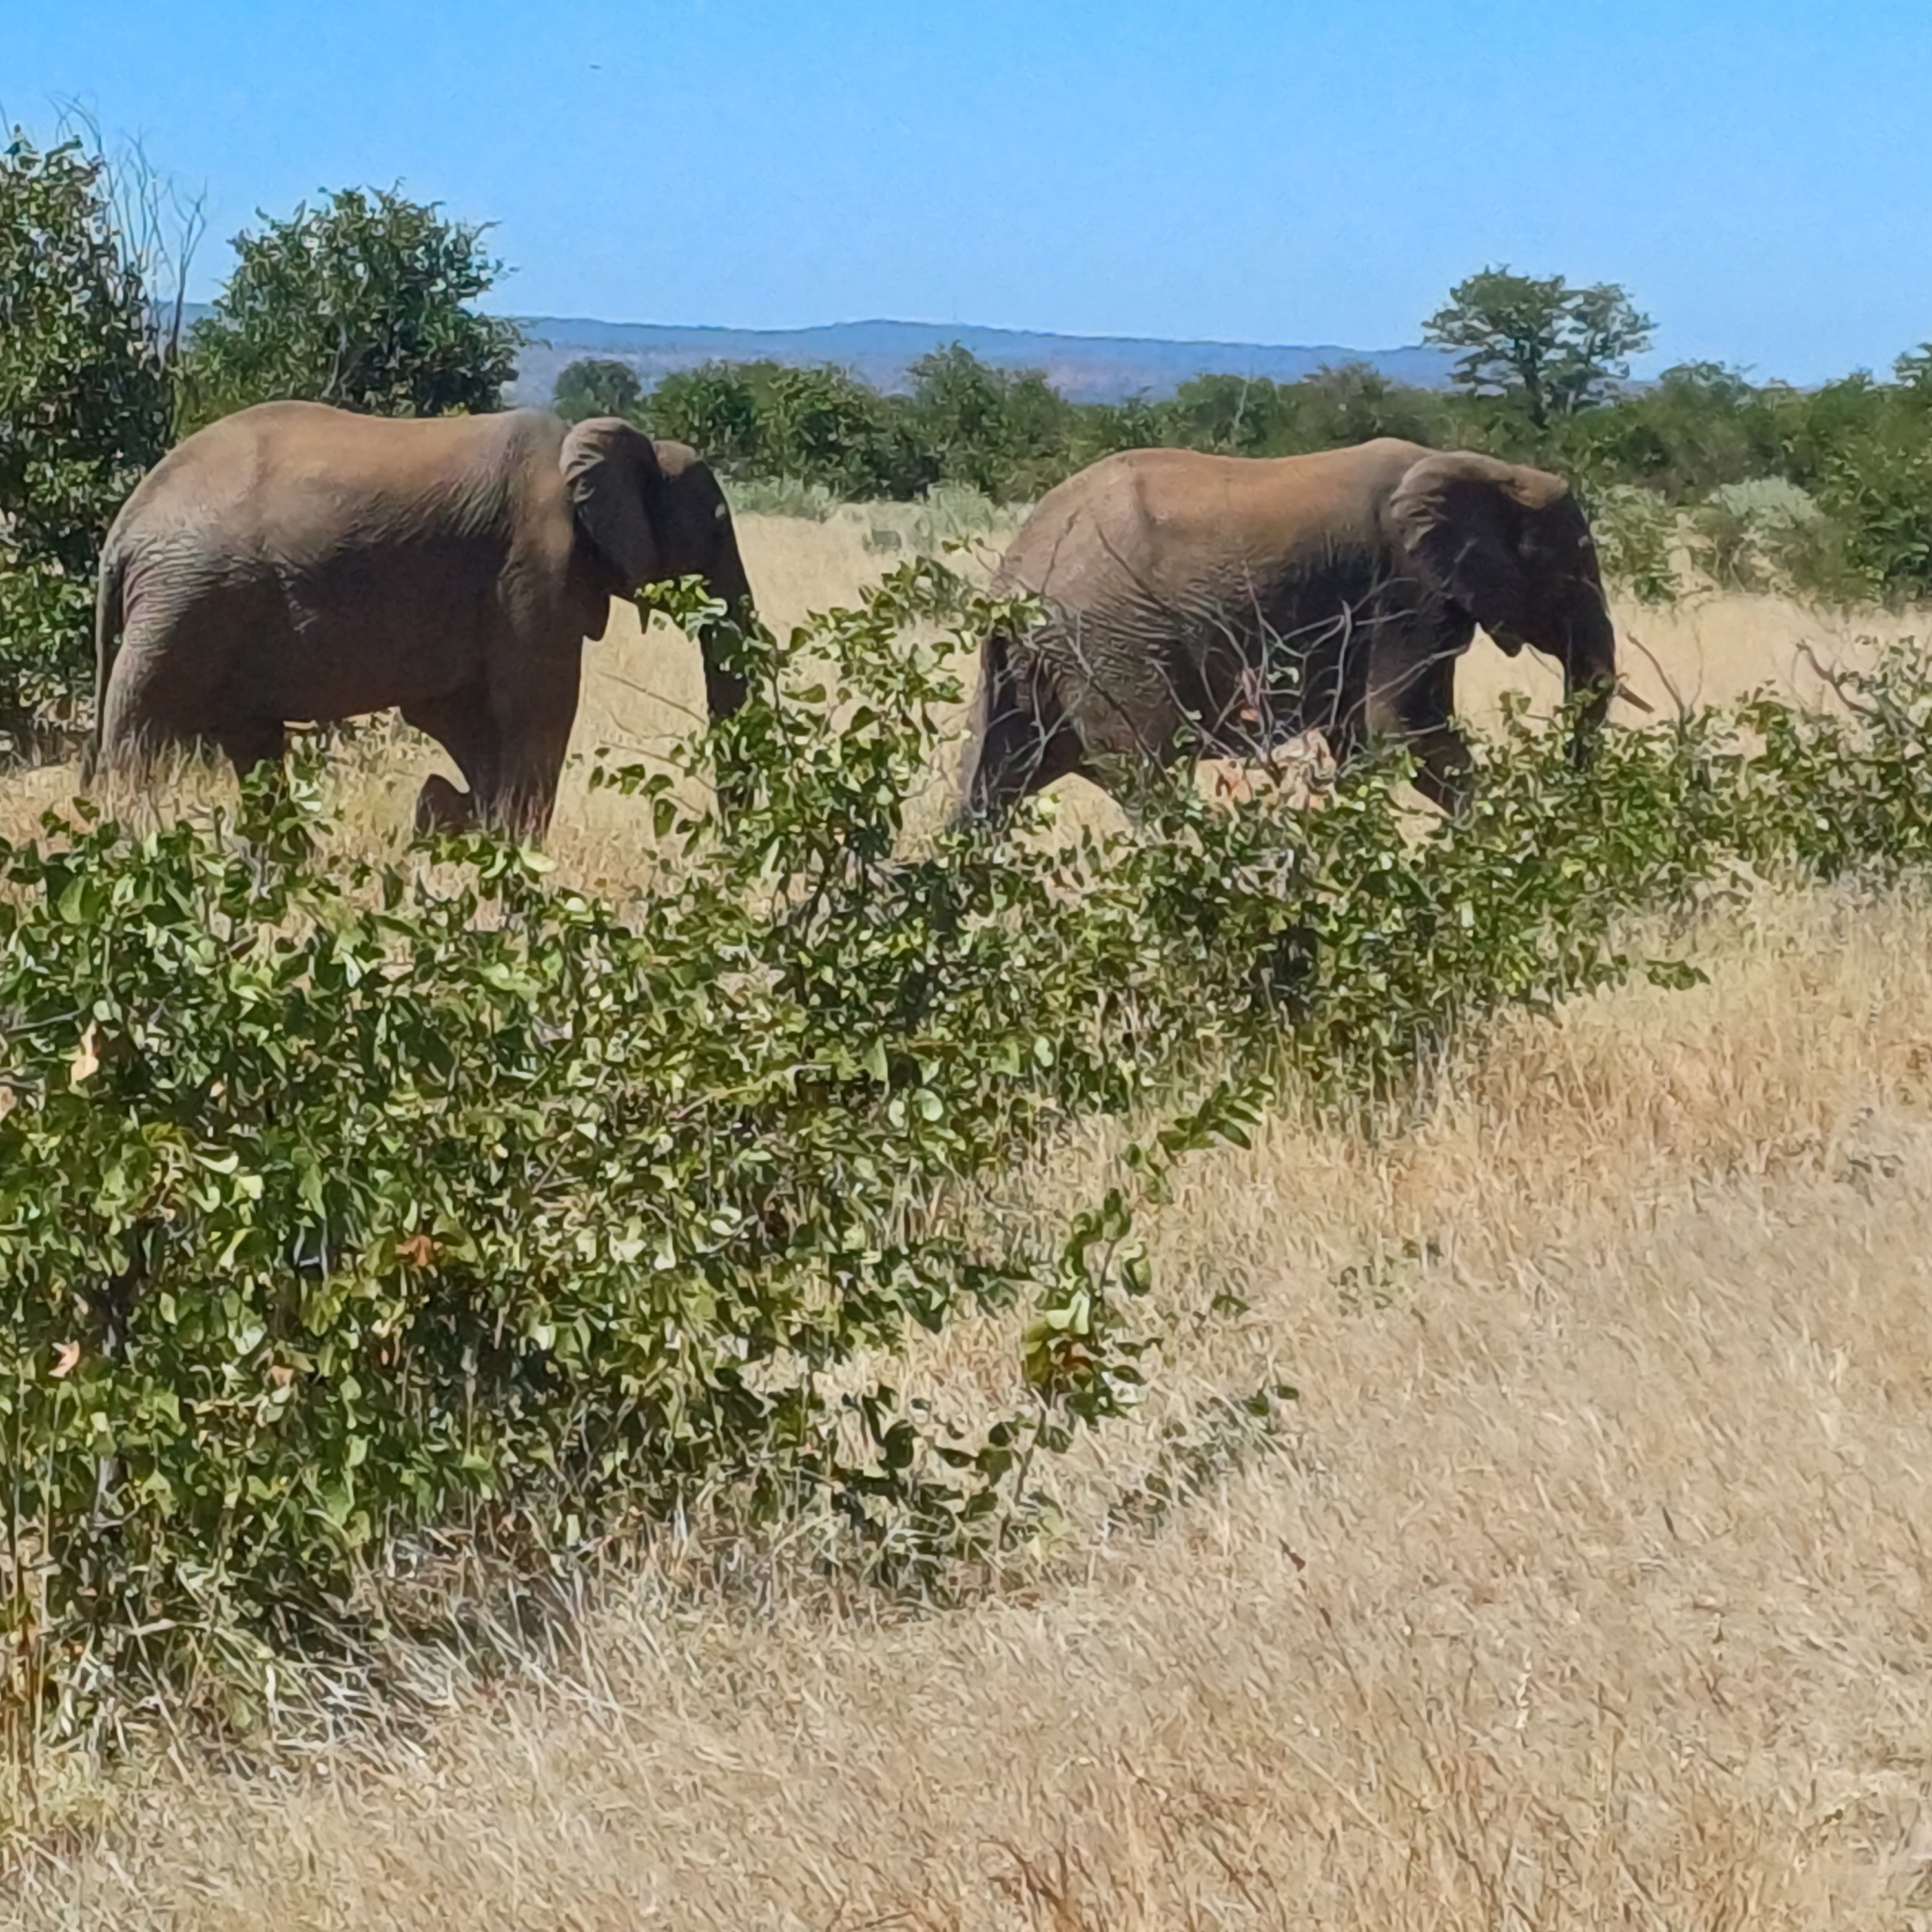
left=962, top=438, right=1617, bottom=822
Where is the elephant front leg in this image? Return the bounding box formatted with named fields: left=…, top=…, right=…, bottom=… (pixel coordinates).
left=965, top=706, right=1085, bottom=825
left=403, top=686, right=501, bottom=837
left=1367, top=647, right=1474, bottom=816
left=488, top=681, right=578, bottom=843
left=216, top=717, right=289, bottom=780
left=413, top=773, right=479, bottom=835
left=1405, top=722, right=1474, bottom=816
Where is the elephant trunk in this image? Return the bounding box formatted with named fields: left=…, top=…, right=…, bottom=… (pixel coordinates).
left=1561, top=591, right=1618, bottom=770
left=697, top=524, right=755, bottom=726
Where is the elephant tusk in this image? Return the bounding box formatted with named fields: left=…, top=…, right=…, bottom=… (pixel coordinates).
left=1616, top=679, right=1656, bottom=715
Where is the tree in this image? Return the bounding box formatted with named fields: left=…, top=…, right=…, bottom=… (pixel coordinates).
left=185, top=187, right=523, bottom=423
left=1424, top=268, right=1654, bottom=427
left=1291, top=362, right=1448, bottom=451
left=552, top=356, right=643, bottom=423
left=1558, top=362, right=1780, bottom=502
left=907, top=344, right=1074, bottom=498
left=646, top=361, right=768, bottom=469
left=644, top=360, right=938, bottom=500
left=1893, top=342, right=1932, bottom=395
left=0, top=130, right=172, bottom=745
left=758, top=363, right=934, bottom=499
left=1166, top=373, right=1282, bottom=455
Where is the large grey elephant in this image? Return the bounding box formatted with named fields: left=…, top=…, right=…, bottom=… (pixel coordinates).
left=88, top=400, right=754, bottom=837
left=961, top=438, right=1621, bottom=821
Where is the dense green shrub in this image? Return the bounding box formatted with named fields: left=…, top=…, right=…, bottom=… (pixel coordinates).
left=646, top=360, right=937, bottom=500
left=183, top=187, right=523, bottom=426
left=903, top=345, right=1076, bottom=500
left=1578, top=484, right=1681, bottom=605
left=0, top=566, right=1259, bottom=1735
left=550, top=356, right=644, bottom=424
left=0, top=133, right=172, bottom=751
left=10, top=553, right=1932, bottom=1741
left=1805, top=419, right=1932, bottom=604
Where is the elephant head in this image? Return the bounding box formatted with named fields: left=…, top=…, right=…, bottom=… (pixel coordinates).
left=560, top=418, right=754, bottom=723
left=1387, top=452, right=1618, bottom=767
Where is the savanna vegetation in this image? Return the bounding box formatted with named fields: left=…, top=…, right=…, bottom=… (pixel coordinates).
left=567, top=267, right=1932, bottom=617
left=7, top=123, right=1932, bottom=1927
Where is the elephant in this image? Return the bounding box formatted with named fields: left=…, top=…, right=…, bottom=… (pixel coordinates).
left=960, top=438, right=1622, bottom=822
left=87, top=400, right=755, bottom=838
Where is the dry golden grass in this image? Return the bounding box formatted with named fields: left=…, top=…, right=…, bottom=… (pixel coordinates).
left=8, top=519, right=1932, bottom=1928
left=15, top=885, right=1932, bottom=1929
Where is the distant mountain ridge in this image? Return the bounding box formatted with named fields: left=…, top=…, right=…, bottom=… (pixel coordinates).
left=170, top=305, right=1459, bottom=406
left=507, top=317, right=1459, bottom=407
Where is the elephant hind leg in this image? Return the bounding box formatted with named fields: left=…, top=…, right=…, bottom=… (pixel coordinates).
left=963, top=702, right=1085, bottom=825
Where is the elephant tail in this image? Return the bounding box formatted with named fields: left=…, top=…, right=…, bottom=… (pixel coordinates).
left=81, top=538, right=128, bottom=784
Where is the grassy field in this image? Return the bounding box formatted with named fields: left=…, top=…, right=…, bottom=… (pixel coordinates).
left=8, top=513, right=1932, bottom=1928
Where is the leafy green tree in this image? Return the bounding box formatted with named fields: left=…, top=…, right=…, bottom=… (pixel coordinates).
left=1166, top=372, right=1282, bottom=455
left=646, top=360, right=768, bottom=469
left=0, top=131, right=172, bottom=746
left=1069, top=391, right=1173, bottom=466
left=907, top=345, right=1074, bottom=498
left=551, top=356, right=644, bottom=423
left=1291, top=362, right=1449, bottom=451
left=1557, top=362, right=1782, bottom=502
left=185, top=186, right=523, bottom=422
left=647, top=360, right=938, bottom=499
left=1424, top=268, right=1654, bottom=428
left=759, top=362, right=923, bottom=497
left=1809, top=417, right=1932, bottom=602
left=1762, top=371, right=1890, bottom=496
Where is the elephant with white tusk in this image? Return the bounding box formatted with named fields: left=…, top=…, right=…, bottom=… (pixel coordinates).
left=960, top=438, right=1620, bottom=823
left=86, top=401, right=755, bottom=839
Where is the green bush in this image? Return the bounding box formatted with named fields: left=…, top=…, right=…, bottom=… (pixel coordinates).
left=12, top=551, right=1932, bottom=1743
left=1580, top=484, right=1682, bottom=604
left=904, top=345, right=1075, bottom=500
left=182, top=187, right=523, bottom=425
left=1684, top=480, right=1820, bottom=593
left=1807, top=421, right=1932, bottom=604
left=550, top=357, right=644, bottom=424
left=646, top=360, right=938, bottom=501
left=0, top=566, right=1260, bottom=1736
left=0, top=132, right=172, bottom=750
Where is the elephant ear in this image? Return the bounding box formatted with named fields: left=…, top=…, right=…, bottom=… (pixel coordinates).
left=1386, top=453, right=1537, bottom=635
left=560, top=417, right=662, bottom=591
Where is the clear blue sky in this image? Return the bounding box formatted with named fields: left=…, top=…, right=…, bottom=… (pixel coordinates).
left=6, top=0, right=1929, bottom=384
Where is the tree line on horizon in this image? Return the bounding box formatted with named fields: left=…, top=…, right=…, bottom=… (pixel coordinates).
left=553, top=279, right=1932, bottom=618
left=6, top=125, right=1932, bottom=748
left=553, top=269, right=1932, bottom=616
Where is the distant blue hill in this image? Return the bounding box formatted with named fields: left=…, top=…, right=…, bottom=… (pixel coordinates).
left=172, top=306, right=1459, bottom=406
left=507, top=316, right=1459, bottom=407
